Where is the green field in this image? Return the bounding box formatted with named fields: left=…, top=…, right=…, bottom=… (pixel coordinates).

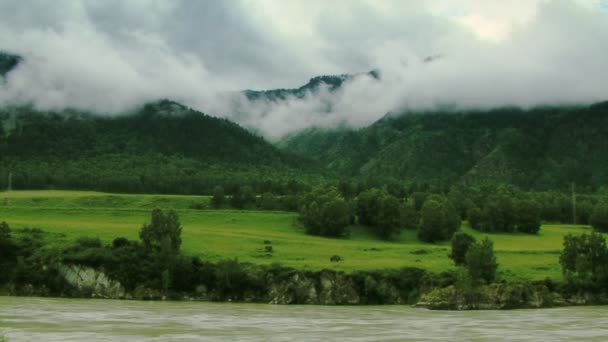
left=0, top=190, right=595, bottom=281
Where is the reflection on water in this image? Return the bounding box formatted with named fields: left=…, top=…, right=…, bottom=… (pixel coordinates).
left=1, top=297, right=608, bottom=341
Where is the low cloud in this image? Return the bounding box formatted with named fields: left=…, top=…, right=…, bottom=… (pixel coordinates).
left=0, top=0, right=607, bottom=139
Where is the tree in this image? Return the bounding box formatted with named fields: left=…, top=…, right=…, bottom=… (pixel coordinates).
left=356, top=188, right=404, bottom=240
left=299, top=187, right=352, bottom=237
left=559, top=233, right=608, bottom=289
left=467, top=206, right=483, bottom=231
left=211, top=186, right=225, bottom=209
left=417, top=196, right=460, bottom=243
left=480, top=195, right=516, bottom=232
left=139, top=209, right=182, bottom=253
left=375, top=194, right=403, bottom=240
left=356, top=188, right=382, bottom=226
left=515, top=199, right=541, bottom=234
left=465, top=237, right=498, bottom=284
left=258, top=192, right=277, bottom=210
left=449, top=232, right=476, bottom=266
left=230, top=186, right=244, bottom=209
left=590, top=203, right=608, bottom=233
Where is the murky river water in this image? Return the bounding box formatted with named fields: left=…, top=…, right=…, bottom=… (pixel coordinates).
left=1, top=297, right=608, bottom=341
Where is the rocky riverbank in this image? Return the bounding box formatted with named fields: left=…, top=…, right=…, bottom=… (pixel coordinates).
left=3, top=263, right=606, bottom=309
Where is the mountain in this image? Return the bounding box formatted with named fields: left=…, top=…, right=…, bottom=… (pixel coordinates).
left=279, top=102, right=608, bottom=192
left=0, top=51, right=21, bottom=78
left=243, top=70, right=380, bottom=102
left=0, top=100, right=318, bottom=194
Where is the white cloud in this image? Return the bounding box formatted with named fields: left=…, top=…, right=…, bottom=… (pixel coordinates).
left=0, top=0, right=606, bottom=139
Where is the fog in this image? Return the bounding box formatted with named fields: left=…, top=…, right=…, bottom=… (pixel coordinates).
left=0, top=0, right=607, bottom=139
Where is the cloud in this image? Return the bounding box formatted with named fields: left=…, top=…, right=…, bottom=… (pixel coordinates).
left=0, top=0, right=607, bottom=139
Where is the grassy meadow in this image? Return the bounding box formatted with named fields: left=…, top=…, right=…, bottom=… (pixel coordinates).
left=0, top=190, right=595, bottom=281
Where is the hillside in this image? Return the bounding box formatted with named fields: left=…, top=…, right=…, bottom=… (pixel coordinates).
left=280, top=102, right=608, bottom=192
left=0, top=100, right=318, bottom=194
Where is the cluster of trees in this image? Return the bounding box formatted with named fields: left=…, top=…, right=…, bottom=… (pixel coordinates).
left=356, top=188, right=417, bottom=239
left=295, top=183, right=608, bottom=242
left=417, top=195, right=460, bottom=242
left=297, top=186, right=461, bottom=242
left=560, top=233, right=608, bottom=292
left=207, top=186, right=300, bottom=211
left=467, top=194, right=541, bottom=234
left=299, top=187, right=352, bottom=237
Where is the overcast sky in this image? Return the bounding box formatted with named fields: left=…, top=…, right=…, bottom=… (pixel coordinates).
left=1, top=0, right=607, bottom=138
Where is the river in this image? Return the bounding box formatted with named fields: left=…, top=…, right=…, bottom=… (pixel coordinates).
left=1, top=297, right=607, bottom=341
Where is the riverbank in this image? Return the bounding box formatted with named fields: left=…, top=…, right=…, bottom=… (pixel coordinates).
left=2, top=263, right=607, bottom=310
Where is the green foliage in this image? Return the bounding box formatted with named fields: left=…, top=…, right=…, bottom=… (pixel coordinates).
left=210, top=186, right=225, bottom=209
left=480, top=194, right=516, bottom=232
left=0, top=101, right=319, bottom=195
left=560, top=233, right=608, bottom=290
left=590, top=203, right=608, bottom=232
left=355, top=188, right=404, bottom=240
left=468, top=192, right=541, bottom=234
left=465, top=237, right=498, bottom=284
left=515, top=199, right=541, bottom=234
left=449, top=232, right=476, bottom=266
left=281, top=103, right=608, bottom=192
left=0, top=221, right=10, bottom=243
left=299, top=187, right=352, bottom=237
left=0, top=221, right=14, bottom=280
left=214, top=258, right=250, bottom=299
left=467, top=206, right=483, bottom=230
left=355, top=188, right=382, bottom=226
left=417, top=196, right=460, bottom=243
left=139, top=209, right=182, bottom=253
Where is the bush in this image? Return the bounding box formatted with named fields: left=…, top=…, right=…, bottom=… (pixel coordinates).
left=75, top=237, right=102, bottom=248
left=215, top=259, right=249, bottom=299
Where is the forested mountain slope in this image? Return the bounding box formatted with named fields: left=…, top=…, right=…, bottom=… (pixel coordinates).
left=280, top=102, right=608, bottom=192
left=0, top=100, right=317, bottom=194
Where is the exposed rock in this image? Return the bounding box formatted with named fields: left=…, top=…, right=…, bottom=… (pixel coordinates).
left=57, top=264, right=125, bottom=299
left=417, top=283, right=568, bottom=310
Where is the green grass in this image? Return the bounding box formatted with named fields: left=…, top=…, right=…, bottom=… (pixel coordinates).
left=0, top=190, right=596, bottom=281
